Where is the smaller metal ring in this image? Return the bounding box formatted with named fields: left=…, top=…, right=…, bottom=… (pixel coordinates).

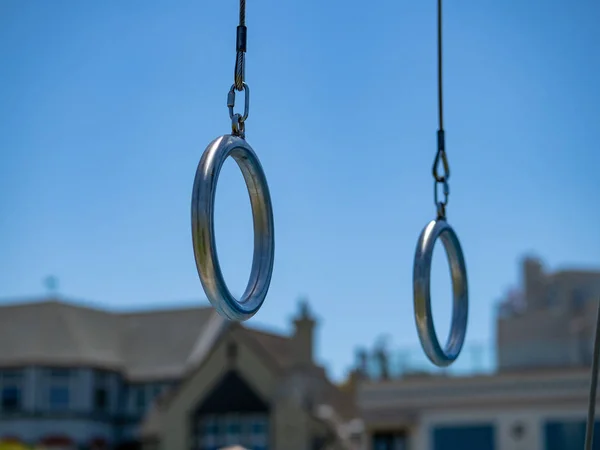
left=192, top=134, right=274, bottom=321
left=413, top=219, right=468, bottom=367
left=231, top=113, right=245, bottom=138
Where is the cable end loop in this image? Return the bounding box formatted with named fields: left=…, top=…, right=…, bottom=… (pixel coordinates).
left=437, top=129, right=445, bottom=153
left=433, top=129, right=450, bottom=182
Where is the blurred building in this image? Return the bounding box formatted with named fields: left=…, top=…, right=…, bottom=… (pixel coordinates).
left=0, top=297, right=359, bottom=450
left=497, top=256, right=600, bottom=371
left=354, top=256, right=600, bottom=450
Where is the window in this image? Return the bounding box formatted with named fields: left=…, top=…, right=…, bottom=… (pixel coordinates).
left=200, top=415, right=219, bottom=450
left=432, top=425, right=495, bottom=450
left=203, top=417, right=219, bottom=435
left=1, top=386, right=21, bottom=411
left=49, top=386, right=69, bottom=410
left=195, top=413, right=269, bottom=450
left=545, top=420, right=600, bottom=450
left=48, top=368, right=71, bottom=410
left=94, top=388, right=108, bottom=412
left=93, top=370, right=110, bottom=412
left=372, top=432, right=407, bottom=450
left=223, top=415, right=242, bottom=446
left=226, top=421, right=241, bottom=434
left=1, top=370, right=24, bottom=412
left=251, top=421, right=267, bottom=435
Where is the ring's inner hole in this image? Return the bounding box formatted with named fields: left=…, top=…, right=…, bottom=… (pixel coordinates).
left=430, top=239, right=453, bottom=350
left=213, top=157, right=254, bottom=298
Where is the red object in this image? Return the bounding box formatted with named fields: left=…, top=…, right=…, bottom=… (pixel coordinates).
left=40, top=435, right=73, bottom=446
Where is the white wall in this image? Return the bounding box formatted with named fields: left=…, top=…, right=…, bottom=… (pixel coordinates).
left=359, top=370, right=596, bottom=450
left=411, top=405, right=590, bottom=450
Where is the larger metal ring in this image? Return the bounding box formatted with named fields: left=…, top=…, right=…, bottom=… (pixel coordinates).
left=413, top=219, right=468, bottom=367
left=191, top=135, right=274, bottom=322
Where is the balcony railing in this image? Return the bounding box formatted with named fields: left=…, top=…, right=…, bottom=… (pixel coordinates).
left=360, top=341, right=496, bottom=381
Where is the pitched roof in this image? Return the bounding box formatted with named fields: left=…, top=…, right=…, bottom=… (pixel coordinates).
left=238, top=327, right=356, bottom=418
left=140, top=323, right=357, bottom=439
left=237, top=327, right=294, bottom=368
left=0, top=296, right=357, bottom=436
left=0, top=298, right=219, bottom=381
left=120, top=307, right=217, bottom=380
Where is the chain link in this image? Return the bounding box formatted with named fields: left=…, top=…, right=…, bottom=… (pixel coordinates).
left=227, top=82, right=249, bottom=138
left=228, top=0, right=249, bottom=137
left=432, top=0, right=450, bottom=220
left=433, top=130, right=450, bottom=219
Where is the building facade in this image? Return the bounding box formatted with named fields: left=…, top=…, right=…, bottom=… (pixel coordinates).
left=357, top=368, right=599, bottom=450
left=354, top=256, right=600, bottom=450
left=497, top=256, right=600, bottom=371
left=0, top=298, right=359, bottom=450
left=140, top=306, right=361, bottom=450
left=0, top=298, right=225, bottom=448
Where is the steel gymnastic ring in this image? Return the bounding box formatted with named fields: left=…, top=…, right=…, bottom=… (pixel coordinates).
left=413, top=219, right=468, bottom=367
left=191, top=134, right=275, bottom=322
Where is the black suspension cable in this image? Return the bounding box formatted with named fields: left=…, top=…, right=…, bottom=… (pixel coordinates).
left=437, top=0, right=444, bottom=132
left=584, top=299, right=600, bottom=450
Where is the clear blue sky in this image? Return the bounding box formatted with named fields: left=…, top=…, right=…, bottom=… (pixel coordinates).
left=1, top=0, right=599, bottom=380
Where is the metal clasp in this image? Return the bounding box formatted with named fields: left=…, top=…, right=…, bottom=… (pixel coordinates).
left=227, top=83, right=250, bottom=138
left=227, top=83, right=249, bottom=122
left=434, top=179, right=449, bottom=220
left=432, top=129, right=450, bottom=219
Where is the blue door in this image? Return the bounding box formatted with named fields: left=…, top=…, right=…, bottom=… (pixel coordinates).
left=432, top=424, right=495, bottom=450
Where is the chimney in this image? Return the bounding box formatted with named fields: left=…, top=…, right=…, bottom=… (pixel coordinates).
left=523, top=256, right=546, bottom=309
left=291, top=298, right=316, bottom=366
